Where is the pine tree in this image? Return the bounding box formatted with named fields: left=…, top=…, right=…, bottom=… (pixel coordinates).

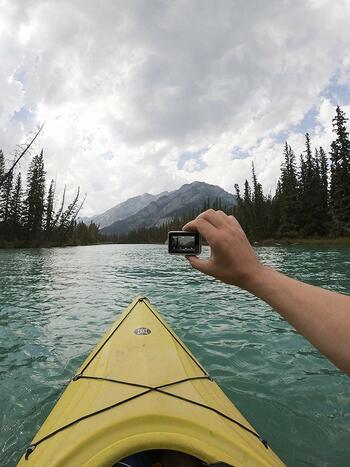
left=0, top=165, right=13, bottom=224
left=329, top=106, right=350, bottom=235
left=45, top=179, right=55, bottom=235
left=233, top=183, right=243, bottom=223
left=295, top=134, right=323, bottom=236
left=0, top=150, right=5, bottom=223
left=0, top=150, right=4, bottom=185
left=0, top=150, right=6, bottom=238
left=318, top=146, right=329, bottom=232
left=9, top=173, right=23, bottom=230
left=234, top=183, right=241, bottom=204
left=271, top=180, right=282, bottom=237
left=302, top=134, right=317, bottom=235
left=311, top=148, right=328, bottom=235
left=296, top=153, right=303, bottom=228
left=25, top=150, right=46, bottom=237
left=251, top=163, right=266, bottom=239
left=279, top=143, right=299, bottom=237
left=241, top=179, right=253, bottom=237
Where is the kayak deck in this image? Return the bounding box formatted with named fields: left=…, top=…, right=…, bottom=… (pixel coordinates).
left=18, top=297, right=284, bottom=466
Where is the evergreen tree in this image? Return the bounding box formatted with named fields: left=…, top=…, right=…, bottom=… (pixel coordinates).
left=0, top=165, right=13, bottom=224
left=301, top=133, right=318, bottom=235
left=25, top=150, right=46, bottom=237
left=9, top=173, right=23, bottom=230
left=241, top=179, right=253, bottom=237
left=0, top=147, right=87, bottom=246
left=270, top=180, right=282, bottom=237
left=279, top=143, right=299, bottom=237
left=0, top=150, right=7, bottom=231
left=294, top=134, right=323, bottom=236
left=251, top=163, right=266, bottom=239
left=234, top=183, right=242, bottom=206
left=318, top=146, right=329, bottom=231
left=329, top=106, right=350, bottom=235
left=309, top=148, right=328, bottom=236
left=0, top=150, right=4, bottom=186
left=45, top=179, right=55, bottom=235
left=243, top=179, right=251, bottom=204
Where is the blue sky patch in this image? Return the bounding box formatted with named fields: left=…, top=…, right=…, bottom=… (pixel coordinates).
left=177, top=148, right=208, bottom=171
left=231, top=146, right=251, bottom=160
left=14, top=67, right=26, bottom=85
left=322, top=74, right=350, bottom=105
left=102, top=151, right=114, bottom=160
left=274, top=107, right=319, bottom=144
left=274, top=77, right=350, bottom=144
left=12, top=105, right=33, bottom=124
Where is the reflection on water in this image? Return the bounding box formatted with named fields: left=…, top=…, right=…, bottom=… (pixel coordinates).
left=0, top=244, right=350, bottom=466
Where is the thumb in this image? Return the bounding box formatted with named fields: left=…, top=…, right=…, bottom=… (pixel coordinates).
left=186, top=255, right=212, bottom=275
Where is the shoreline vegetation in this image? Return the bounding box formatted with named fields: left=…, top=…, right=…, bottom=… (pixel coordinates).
left=0, top=144, right=101, bottom=248
left=1, top=106, right=350, bottom=250
left=255, top=237, right=350, bottom=246
left=2, top=236, right=350, bottom=250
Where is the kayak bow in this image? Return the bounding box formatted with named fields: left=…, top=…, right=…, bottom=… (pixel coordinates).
left=18, top=297, right=284, bottom=466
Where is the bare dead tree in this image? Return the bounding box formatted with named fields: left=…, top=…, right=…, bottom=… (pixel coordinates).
left=57, top=187, right=82, bottom=231
left=70, top=192, right=87, bottom=225
left=58, top=188, right=80, bottom=230
left=0, top=123, right=45, bottom=188
left=51, top=185, right=66, bottom=231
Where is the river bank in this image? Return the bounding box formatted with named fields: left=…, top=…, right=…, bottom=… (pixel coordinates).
left=254, top=237, right=350, bottom=246
left=2, top=236, right=350, bottom=250
left=0, top=240, right=104, bottom=249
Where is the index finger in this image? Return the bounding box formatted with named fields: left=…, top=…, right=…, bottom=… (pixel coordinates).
left=197, top=209, right=226, bottom=228
left=228, top=214, right=244, bottom=231
left=182, top=218, right=218, bottom=245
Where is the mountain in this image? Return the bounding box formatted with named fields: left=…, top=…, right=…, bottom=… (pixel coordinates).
left=82, top=192, right=168, bottom=229
left=100, top=181, right=236, bottom=236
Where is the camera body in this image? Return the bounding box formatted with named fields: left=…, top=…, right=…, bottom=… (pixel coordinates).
left=168, top=231, right=202, bottom=255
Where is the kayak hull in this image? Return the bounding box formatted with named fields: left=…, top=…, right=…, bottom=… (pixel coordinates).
left=18, top=297, right=284, bottom=466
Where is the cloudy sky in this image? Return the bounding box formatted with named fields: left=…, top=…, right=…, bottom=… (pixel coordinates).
left=1, top=0, right=350, bottom=216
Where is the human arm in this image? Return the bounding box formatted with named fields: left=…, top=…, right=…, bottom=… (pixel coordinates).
left=183, top=209, right=350, bottom=376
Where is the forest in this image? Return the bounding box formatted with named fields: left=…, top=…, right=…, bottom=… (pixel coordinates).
left=1, top=105, right=349, bottom=248
left=111, top=105, right=350, bottom=244
left=0, top=144, right=100, bottom=248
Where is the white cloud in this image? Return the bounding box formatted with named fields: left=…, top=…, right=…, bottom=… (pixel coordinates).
left=1, top=0, right=350, bottom=215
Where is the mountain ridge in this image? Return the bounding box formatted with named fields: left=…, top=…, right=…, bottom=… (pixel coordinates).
left=100, top=181, right=236, bottom=236
left=81, top=191, right=168, bottom=228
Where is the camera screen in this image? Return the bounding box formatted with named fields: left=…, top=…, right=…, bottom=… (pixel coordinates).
left=168, top=231, right=201, bottom=254
left=171, top=234, right=195, bottom=251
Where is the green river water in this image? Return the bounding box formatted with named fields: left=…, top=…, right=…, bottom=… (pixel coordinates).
left=0, top=244, right=349, bottom=466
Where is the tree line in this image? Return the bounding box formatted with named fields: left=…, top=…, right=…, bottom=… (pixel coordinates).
left=0, top=149, right=101, bottom=247
left=233, top=105, right=350, bottom=240
left=112, top=105, right=350, bottom=244
left=1, top=105, right=349, bottom=248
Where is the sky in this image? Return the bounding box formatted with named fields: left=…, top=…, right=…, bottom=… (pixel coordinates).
left=1, top=0, right=350, bottom=216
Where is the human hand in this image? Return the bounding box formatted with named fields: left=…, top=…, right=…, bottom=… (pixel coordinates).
left=182, top=209, right=265, bottom=290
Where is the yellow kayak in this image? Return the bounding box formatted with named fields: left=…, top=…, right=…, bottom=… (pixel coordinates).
left=18, top=297, right=284, bottom=466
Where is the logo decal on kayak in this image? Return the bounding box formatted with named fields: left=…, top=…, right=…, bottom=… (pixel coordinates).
left=134, top=327, right=151, bottom=336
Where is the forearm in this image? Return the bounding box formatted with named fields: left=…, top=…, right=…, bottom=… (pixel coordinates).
left=183, top=210, right=350, bottom=375
left=246, top=266, right=350, bottom=375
